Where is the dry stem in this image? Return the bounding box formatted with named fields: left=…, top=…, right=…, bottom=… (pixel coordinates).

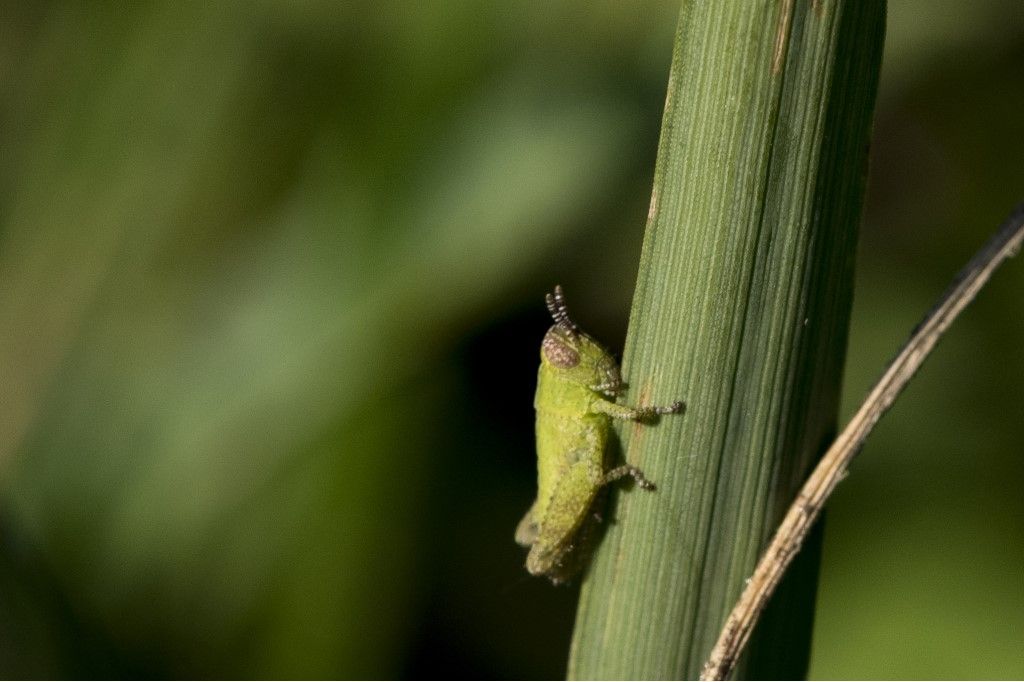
left=701, top=203, right=1024, bottom=680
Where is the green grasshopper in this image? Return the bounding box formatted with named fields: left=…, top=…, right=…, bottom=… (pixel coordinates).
left=515, top=285, right=684, bottom=584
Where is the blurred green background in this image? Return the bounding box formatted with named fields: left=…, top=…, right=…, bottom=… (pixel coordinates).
left=0, top=0, right=1021, bottom=678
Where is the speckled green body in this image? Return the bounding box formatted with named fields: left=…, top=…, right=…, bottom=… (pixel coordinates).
left=515, top=287, right=684, bottom=584
left=519, top=342, right=613, bottom=581
left=533, top=364, right=608, bottom=536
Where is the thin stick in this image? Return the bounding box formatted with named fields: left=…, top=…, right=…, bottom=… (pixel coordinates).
left=701, top=203, right=1024, bottom=681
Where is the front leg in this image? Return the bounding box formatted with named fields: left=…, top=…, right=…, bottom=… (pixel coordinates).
left=591, top=397, right=684, bottom=422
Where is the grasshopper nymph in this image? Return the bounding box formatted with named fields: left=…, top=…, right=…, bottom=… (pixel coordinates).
left=515, top=285, right=684, bottom=584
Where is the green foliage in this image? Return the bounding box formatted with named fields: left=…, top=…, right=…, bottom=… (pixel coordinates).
left=569, top=1, right=885, bottom=678
left=0, top=1, right=1022, bottom=678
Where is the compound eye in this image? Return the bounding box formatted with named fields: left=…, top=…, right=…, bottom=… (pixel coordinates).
left=542, top=331, right=579, bottom=368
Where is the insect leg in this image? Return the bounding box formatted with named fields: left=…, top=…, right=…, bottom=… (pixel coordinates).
left=602, top=464, right=656, bottom=490
left=526, top=462, right=599, bottom=578
left=592, top=398, right=685, bottom=421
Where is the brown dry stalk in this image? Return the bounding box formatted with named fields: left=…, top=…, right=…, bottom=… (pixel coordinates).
left=701, top=203, right=1024, bottom=681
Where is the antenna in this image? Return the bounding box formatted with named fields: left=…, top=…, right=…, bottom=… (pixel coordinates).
left=545, top=285, right=578, bottom=335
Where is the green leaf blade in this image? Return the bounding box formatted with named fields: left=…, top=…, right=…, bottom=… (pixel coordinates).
left=569, top=1, right=885, bottom=678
